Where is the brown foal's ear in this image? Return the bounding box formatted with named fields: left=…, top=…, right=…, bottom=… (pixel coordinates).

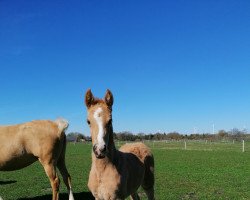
left=85, top=89, right=94, bottom=108
left=104, top=89, right=113, bottom=108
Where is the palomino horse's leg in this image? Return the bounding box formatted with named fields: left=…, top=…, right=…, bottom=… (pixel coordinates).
left=130, top=193, right=140, bottom=200
left=41, top=161, right=60, bottom=200
left=57, top=155, right=74, bottom=200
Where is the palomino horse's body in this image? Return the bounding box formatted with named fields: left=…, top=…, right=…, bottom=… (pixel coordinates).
left=0, top=119, right=74, bottom=200
left=85, top=89, right=155, bottom=200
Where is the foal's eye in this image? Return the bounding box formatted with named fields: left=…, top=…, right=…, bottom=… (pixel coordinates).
left=87, top=119, right=90, bottom=125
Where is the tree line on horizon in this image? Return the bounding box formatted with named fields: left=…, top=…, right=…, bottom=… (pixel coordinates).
left=67, top=128, right=249, bottom=142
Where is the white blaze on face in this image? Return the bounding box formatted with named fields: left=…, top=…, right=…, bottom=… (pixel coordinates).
left=93, top=107, right=105, bottom=149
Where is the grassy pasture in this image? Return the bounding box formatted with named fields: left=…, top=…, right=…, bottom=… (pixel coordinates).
left=1, top=141, right=250, bottom=199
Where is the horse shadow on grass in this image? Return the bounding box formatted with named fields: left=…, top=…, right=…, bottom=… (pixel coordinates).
left=17, top=192, right=94, bottom=200
left=0, top=180, right=17, bottom=185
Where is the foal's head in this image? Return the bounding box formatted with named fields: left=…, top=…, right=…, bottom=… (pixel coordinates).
left=85, top=89, right=114, bottom=159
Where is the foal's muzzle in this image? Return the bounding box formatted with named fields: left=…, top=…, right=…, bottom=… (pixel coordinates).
left=93, top=144, right=107, bottom=159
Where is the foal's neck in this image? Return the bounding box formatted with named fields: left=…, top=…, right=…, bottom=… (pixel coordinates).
left=93, top=126, right=118, bottom=168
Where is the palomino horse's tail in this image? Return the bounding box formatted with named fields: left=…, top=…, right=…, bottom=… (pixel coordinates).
left=54, top=118, right=75, bottom=200
left=54, top=118, right=69, bottom=134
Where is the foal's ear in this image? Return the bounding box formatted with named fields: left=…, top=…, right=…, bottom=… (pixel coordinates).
left=85, top=89, right=94, bottom=108
left=104, top=89, right=113, bottom=108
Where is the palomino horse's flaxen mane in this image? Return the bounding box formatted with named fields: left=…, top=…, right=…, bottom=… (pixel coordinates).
left=0, top=119, right=74, bottom=200
left=85, top=89, right=155, bottom=200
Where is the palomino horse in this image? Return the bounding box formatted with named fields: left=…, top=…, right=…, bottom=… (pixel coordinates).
left=0, top=119, right=74, bottom=200
left=85, top=89, right=155, bottom=200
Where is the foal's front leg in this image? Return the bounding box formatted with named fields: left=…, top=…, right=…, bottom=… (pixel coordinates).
left=88, top=168, right=99, bottom=198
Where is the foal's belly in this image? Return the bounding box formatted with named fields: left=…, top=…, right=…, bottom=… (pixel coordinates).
left=0, top=153, right=37, bottom=171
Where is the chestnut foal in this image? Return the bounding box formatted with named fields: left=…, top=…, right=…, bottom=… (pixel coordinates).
left=85, top=89, right=155, bottom=200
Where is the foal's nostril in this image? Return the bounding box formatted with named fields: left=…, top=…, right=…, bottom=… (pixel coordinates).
left=100, top=145, right=106, bottom=153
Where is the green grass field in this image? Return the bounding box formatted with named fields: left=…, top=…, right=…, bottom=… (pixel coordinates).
left=1, top=141, right=250, bottom=199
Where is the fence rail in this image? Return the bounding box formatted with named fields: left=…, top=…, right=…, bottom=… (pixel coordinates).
left=115, top=139, right=248, bottom=152
left=69, top=139, right=249, bottom=152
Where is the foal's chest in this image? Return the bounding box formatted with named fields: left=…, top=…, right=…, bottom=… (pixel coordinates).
left=96, top=182, right=117, bottom=199
left=92, top=169, right=125, bottom=200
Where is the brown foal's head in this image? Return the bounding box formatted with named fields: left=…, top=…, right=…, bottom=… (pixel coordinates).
left=85, top=89, right=113, bottom=159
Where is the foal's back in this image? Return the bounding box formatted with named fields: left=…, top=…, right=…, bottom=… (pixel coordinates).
left=119, top=142, right=155, bottom=200
left=119, top=142, right=153, bottom=162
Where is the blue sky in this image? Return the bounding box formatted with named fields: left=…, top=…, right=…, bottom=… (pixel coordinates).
left=0, top=0, right=250, bottom=135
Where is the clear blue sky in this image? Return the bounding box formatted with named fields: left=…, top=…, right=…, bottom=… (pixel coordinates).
left=1, top=0, right=250, bottom=135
